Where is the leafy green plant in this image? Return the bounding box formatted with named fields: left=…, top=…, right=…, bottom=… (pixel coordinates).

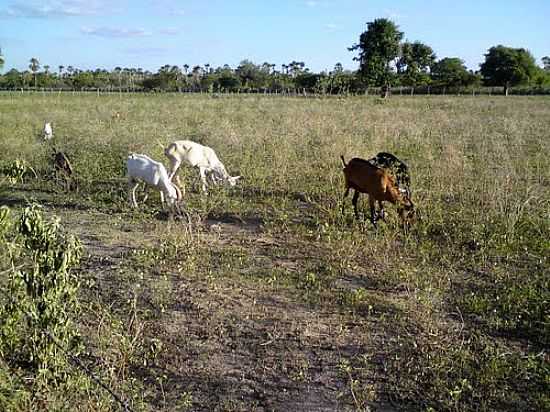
left=1, top=159, right=36, bottom=184
left=0, top=205, right=82, bottom=386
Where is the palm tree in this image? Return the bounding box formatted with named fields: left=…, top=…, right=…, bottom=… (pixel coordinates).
left=171, top=65, right=181, bottom=91
left=282, top=64, right=287, bottom=75
left=29, top=57, right=40, bottom=87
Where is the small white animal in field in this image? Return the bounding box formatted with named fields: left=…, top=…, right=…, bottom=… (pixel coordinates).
left=126, top=153, right=183, bottom=210
left=164, top=140, right=241, bottom=193
left=43, top=122, right=53, bottom=140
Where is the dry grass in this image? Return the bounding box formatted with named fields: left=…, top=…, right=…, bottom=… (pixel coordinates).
left=0, top=92, right=548, bottom=411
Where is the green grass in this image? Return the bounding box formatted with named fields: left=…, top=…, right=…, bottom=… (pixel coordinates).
left=0, top=92, right=548, bottom=411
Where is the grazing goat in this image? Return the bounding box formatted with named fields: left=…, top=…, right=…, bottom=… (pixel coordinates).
left=367, top=152, right=411, bottom=197
left=126, top=153, right=183, bottom=210
left=341, top=156, right=414, bottom=227
left=53, top=150, right=76, bottom=191
left=164, top=140, right=241, bottom=193
left=43, top=122, right=53, bottom=140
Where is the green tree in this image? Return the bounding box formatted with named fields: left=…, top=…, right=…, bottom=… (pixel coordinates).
left=216, top=68, right=240, bottom=92
left=0, top=69, right=23, bottom=88
left=287, top=61, right=306, bottom=78
left=397, top=41, right=436, bottom=86
left=480, top=45, right=539, bottom=96
left=349, top=18, right=403, bottom=95
left=431, top=57, right=476, bottom=88
left=236, top=60, right=266, bottom=90
left=29, top=57, right=40, bottom=88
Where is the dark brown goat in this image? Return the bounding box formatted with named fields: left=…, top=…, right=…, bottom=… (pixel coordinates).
left=341, top=156, right=414, bottom=227
left=53, top=151, right=76, bottom=190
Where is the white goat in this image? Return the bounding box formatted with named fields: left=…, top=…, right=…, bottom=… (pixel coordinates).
left=126, top=153, right=183, bottom=210
left=43, top=122, right=53, bottom=140
left=164, top=140, right=241, bottom=193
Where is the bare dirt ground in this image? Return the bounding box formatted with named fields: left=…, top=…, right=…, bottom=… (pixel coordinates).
left=52, top=203, right=402, bottom=412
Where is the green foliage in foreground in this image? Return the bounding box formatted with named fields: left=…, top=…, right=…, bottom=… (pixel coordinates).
left=0, top=206, right=83, bottom=408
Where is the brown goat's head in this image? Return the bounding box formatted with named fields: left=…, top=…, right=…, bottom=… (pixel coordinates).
left=397, top=194, right=416, bottom=225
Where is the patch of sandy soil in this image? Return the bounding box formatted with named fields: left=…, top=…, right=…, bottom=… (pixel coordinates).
left=47, top=207, right=400, bottom=411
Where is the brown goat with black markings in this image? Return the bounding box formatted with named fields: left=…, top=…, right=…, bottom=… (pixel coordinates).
left=53, top=151, right=76, bottom=191
left=341, top=155, right=414, bottom=227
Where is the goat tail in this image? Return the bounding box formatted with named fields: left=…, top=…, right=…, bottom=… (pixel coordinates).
left=340, top=155, right=347, bottom=168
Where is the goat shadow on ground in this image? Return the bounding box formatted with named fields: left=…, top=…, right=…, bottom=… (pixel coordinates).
left=0, top=194, right=91, bottom=212
left=205, top=211, right=264, bottom=233
left=236, top=186, right=313, bottom=203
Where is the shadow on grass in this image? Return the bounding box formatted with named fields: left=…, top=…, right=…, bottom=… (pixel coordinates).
left=237, top=185, right=315, bottom=202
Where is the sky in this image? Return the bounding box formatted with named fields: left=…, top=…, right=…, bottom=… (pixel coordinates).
left=0, top=0, right=549, bottom=74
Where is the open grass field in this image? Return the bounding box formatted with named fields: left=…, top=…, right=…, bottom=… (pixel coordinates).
left=0, top=93, right=548, bottom=411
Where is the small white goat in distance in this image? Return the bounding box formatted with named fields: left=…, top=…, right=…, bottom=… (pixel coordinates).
left=164, top=140, right=241, bottom=193
left=43, top=122, right=53, bottom=140
left=126, top=153, right=183, bottom=210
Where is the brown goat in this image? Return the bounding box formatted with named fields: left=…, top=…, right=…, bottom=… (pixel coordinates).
left=341, top=155, right=414, bottom=227
left=53, top=151, right=76, bottom=191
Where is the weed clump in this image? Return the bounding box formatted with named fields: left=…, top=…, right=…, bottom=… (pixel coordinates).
left=0, top=205, right=82, bottom=397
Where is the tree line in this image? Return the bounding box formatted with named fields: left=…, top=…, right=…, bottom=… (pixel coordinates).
left=1, top=18, right=549, bottom=95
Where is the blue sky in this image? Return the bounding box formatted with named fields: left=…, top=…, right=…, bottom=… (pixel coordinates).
left=1, top=0, right=548, bottom=73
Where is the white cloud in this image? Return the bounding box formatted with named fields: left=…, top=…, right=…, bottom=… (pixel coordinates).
left=0, top=0, right=125, bottom=18
left=159, top=28, right=181, bottom=36
left=81, top=26, right=152, bottom=38
left=169, top=8, right=185, bottom=16
left=147, top=0, right=184, bottom=16
left=383, top=9, right=407, bottom=21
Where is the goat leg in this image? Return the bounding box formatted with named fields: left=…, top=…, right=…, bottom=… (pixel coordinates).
left=352, top=190, right=360, bottom=220
left=129, top=180, right=139, bottom=208
left=341, top=187, right=350, bottom=214
left=369, top=197, right=378, bottom=228
left=378, top=201, right=386, bottom=221
left=199, top=167, right=209, bottom=193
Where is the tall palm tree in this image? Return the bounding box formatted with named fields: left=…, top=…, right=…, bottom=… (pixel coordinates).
left=29, top=57, right=40, bottom=87
left=170, top=65, right=181, bottom=91
left=282, top=64, right=287, bottom=75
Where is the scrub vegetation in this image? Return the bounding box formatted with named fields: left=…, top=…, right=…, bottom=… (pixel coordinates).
left=0, top=92, right=548, bottom=411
